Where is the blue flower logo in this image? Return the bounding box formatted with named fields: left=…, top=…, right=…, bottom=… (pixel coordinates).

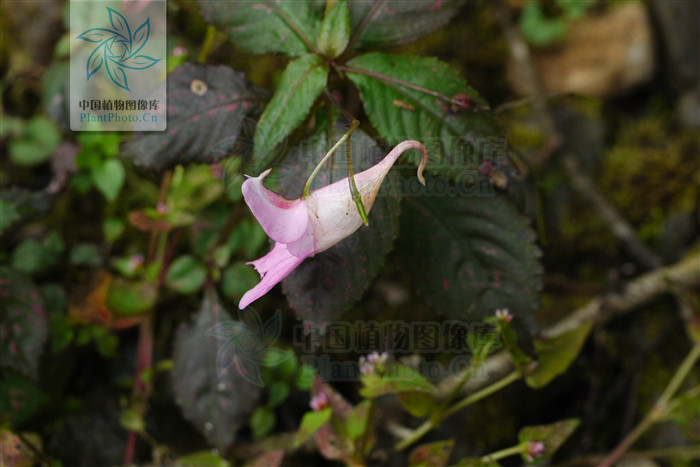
left=206, top=308, right=289, bottom=386
left=76, top=7, right=160, bottom=91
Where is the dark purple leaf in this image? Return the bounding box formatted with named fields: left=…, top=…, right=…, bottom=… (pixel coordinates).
left=122, top=63, right=267, bottom=172
left=348, top=0, right=465, bottom=50
left=400, top=185, right=542, bottom=328
left=172, top=288, right=262, bottom=452
left=197, top=0, right=323, bottom=56
left=277, top=121, right=401, bottom=332
left=0, top=267, right=49, bottom=380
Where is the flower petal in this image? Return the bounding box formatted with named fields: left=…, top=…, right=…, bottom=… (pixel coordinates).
left=239, top=243, right=308, bottom=309
left=242, top=169, right=309, bottom=244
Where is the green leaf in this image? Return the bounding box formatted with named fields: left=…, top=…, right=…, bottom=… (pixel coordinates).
left=0, top=198, right=20, bottom=234
left=11, top=231, right=64, bottom=274
left=91, top=158, right=125, bottom=202
left=518, top=419, right=579, bottom=464
left=8, top=116, right=60, bottom=166
left=409, top=439, right=454, bottom=467
left=279, top=120, right=401, bottom=331
left=176, top=450, right=230, bottom=467
left=172, top=289, right=262, bottom=452
left=166, top=255, right=208, bottom=294
left=106, top=278, right=157, bottom=316
left=198, top=0, right=323, bottom=56
left=295, top=364, right=315, bottom=390
left=0, top=372, right=47, bottom=425
left=250, top=54, right=329, bottom=173
left=123, top=64, right=267, bottom=172
left=348, top=0, right=465, bottom=50
left=295, top=407, right=332, bottom=447
left=103, top=217, right=125, bottom=243
left=346, top=400, right=371, bottom=440
left=346, top=52, right=505, bottom=178
left=519, top=1, right=567, bottom=47
left=250, top=405, right=276, bottom=439
left=69, top=242, right=102, bottom=266
left=267, top=381, right=290, bottom=408
left=222, top=262, right=260, bottom=301
left=0, top=267, right=49, bottom=379
left=400, top=185, right=542, bottom=324
left=360, top=363, right=437, bottom=399
left=398, top=391, right=436, bottom=418
left=318, top=0, right=350, bottom=58
left=526, top=322, right=593, bottom=388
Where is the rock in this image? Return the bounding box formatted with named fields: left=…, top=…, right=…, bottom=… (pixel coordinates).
left=508, top=3, right=655, bottom=98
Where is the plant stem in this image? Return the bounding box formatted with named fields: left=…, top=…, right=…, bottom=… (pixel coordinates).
left=480, top=443, right=525, bottom=464
left=124, top=172, right=173, bottom=466
left=597, top=342, right=700, bottom=467
left=443, top=370, right=520, bottom=418
left=302, top=120, right=359, bottom=198
left=396, top=370, right=520, bottom=451
left=345, top=126, right=368, bottom=225
left=358, top=398, right=375, bottom=462
left=198, top=26, right=217, bottom=64
left=395, top=419, right=433, bottom=451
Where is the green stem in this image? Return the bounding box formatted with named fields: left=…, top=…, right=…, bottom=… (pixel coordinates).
left=395, top=419, right=433, bottom=452
left=302, top=120, right=359, bottom=198
left=345, top=127, right=369, bottom=225
left=396, top=369, right=521, bottom=451
left=443, top=370, right=521, bottom=418
left=597, top=342, right=700, bottom=467
left=198, top=26, right=217, bottom=64
left=480, top=443, right=525, bottom=464
left=358, top=398, right=375, bottom=461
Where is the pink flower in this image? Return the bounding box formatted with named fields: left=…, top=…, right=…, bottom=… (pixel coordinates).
left=309, top=392, right=329, bottom=411
left=526, top=441, right=545, bottom=462
left=495, top=308, right=513, bottom=323
left=238, top=140, right=427, bottom=309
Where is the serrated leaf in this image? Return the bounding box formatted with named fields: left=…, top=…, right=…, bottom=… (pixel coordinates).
left=409, top=439, right=455, bottom=467
left=8, top=116, right=61, bottom=166
left=0, top=268, right=48, bottom=380
left=518, top=419, right=579, bottom=464
left=198, top=0, right=323, bottom=56
left=400, top=184, right=542, bottom=325
left=295, top=407, right=332, bottom=447
left=348, top=0, right=465, bottom=50
left=278, top=121, right=401, bottom=331
left=172, top=289, right=262, bottom=452
left=166, top=255, right=208, bottom=294
left=123, top=63, right=267, bottom=171
left=0, top=373, right=47, bottom=426
left=250, top=54, right=329, bottom=173
left=526, top=322, right=592, bottom=388
left=346, top=52, right=507, bottom=179
left=11, top=231, right=65, bottom=274
left=318, top=0, right=350, bottom=58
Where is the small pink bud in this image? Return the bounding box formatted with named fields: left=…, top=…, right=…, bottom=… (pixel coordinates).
left=495, top=308, right=513, bottom=323
left=309, top=392, right=328, bottom=411
left=157, top=202, right=169, bottom=215
left=172, top=45, right=186, bottom=57
left=210, top=162, right=224, bottom=179
left=526, top=441, right=545, bottom=462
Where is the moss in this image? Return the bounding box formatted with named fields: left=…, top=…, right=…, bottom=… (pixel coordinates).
left=600, top=117, right=700, bottom=244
